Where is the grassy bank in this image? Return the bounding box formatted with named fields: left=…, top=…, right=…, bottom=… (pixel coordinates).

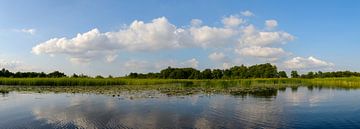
left=1, top=77, right=360, bottom=97
left=0, top=78, right=192, bottom=86
left=0, top=77, right=360, bottom=87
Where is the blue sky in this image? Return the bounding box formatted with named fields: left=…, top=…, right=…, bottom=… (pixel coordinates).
left=1, top=0, right=359, bottom=76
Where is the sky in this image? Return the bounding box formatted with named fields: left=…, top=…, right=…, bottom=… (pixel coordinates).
left=0, top=0, right=360, bottom=76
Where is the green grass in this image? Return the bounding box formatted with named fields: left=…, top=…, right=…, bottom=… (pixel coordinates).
left=0, top=78, right=192, bottom=86
left=0, top=77, right=360, bottom=87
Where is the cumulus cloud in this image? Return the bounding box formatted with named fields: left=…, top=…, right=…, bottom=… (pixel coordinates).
left=222, top=62, right=233, bottom=69
left=0, top=59, right=36, bottom=71
left=236, top=46, right=287, bottom=59
left=208, top=52, right=227, bottom=62
left=189, top=26, right=236, bottom=47
left=265, top=20, right=278, bottom=29
left=191, top=19, right=203, bottom=27
left=235, top=24, right=294, bottom=60
left=124, top=60, right=153, bottom=71
left=32, top=17, right=190, bottom=63
left=32, top=28, right=118, bottom=64
left=239, top=25, right=294, bottom=46
left=284, top=56, right=334, bottom=70
left=222, top=15, right=244, bottom=28
left=20, top=28, right=36, bottom=35
left=32, top=14, right=295, bottom=65
left=241, top=10, right=254, bottom=17
left=183, top=58, right=199, bottom=68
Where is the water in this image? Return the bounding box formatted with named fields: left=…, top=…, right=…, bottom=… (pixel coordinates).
left=1, top=87, right=360, bottom=129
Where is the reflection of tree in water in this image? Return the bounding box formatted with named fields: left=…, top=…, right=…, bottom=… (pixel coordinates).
left=229, top=87, right=278, bottom=98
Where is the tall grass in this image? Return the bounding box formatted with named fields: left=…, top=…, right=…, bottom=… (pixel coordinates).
left=1, top=77, right=360, bottom=97
left=0, top=77, right=360, bottom=88
left=0, top=78, right=192, bottom=86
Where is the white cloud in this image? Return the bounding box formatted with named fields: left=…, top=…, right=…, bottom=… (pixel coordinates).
left=32, top=28, right=118, bottom=64
left=182, top=58, right=199, bottom=68
left=32, top=17, right=190, bottom=63
left=222, top=62, right=233, bottom=69
left=0, top=59, right=36, bottom=71
left=32, top=15, right=296, bottom=66
left=109, top=17, right=189, bottom=51
left=105, top=54, right=118, bottom=63
left=21, top=28, right=36, bottom=35
left=222, top=15, right=244, bottom=28
left=265, top=20, right=278, bottom=29
left=208, top=52, right=227, bottom=62
left=190, top=19, right=203, bottom=27
left=284, top=56, right=334, bottom=70
left=239, top=25, right=295, bottom=46
left=241, top=10, right=254, bottom=17
left=189, top=26, right=236, bottom=47
left=124, top=60, right=153, bottom=71
left=236, top=46, right=287, bottom=59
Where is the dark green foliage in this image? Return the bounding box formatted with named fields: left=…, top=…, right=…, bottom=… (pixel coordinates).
left=299, top=71, right=360, bottom=79
left=127, top=63, right=360, bottom=79
left=1, top=63, right=360, bottom=80
left=95, top=75, right=104, bottom=79
left=128, top=63, right=281, bottom=79
left=291, top=71, right=300, bottom=78
left=212, top=69, right=223, bottom=79
left=47, top=71, right=66, bottom=78
left=0, top=68, right=67, bottom=78
left=201, top=69, right=212, bottom=79
left=278, top=71, right=288, bottom=78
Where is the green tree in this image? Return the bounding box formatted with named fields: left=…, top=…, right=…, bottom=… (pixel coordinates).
left=278, top=71, right=288, bottom=78
left=212, top=69, right=223, bottom=79
left=201, top=69, right=212, bottom=79
left=291, top=71, right=300, bottom=78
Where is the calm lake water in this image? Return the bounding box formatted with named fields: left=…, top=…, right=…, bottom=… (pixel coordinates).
left=1, top=87, right=360, bottom=129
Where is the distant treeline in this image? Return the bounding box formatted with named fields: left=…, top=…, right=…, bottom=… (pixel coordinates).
left=1, top=63, right=360, bottom=79
left=0, top=68, right=67, bottom=78
left=127, top=63, right=360, bottom=79
left=0, top=68, right=107, bottom=78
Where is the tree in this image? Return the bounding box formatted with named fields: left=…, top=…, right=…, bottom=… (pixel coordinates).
left=201, top=69, right=212, bottom=79
left=291, top=71, right=300, bottom=78
left=223, top=69, right=231, bottom=79
left=95, top=75, right=104, bottom=79
left=306, top=72, right=315, bottom=79
left=71, top=73, right=79, bottom=78
left=278, top=71, right=288, bottom=78
left=212, top=69, right=223, bottom=79
left=47, top=71, right=66, bottom=78
left=189, top=71, right=201, bottom=79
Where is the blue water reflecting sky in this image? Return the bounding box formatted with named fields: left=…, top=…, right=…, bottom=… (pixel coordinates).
left=1, top=87, right=360, bottom=129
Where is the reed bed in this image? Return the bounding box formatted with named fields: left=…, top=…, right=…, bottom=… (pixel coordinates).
left=1, top=77, right=360, bottom=97
left=0, top=77, right=360, bottom=87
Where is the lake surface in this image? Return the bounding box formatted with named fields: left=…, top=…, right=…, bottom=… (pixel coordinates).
left=1, top=87, right=360, bottom=129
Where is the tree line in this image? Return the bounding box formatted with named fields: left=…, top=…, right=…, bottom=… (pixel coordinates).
left=127, top=63, right=360, bottom=79
left=0, top=68, right=67, bottom=78
left=1, top=63, right=360, bottom=79
left=127, top=63, right=284, bottom=79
